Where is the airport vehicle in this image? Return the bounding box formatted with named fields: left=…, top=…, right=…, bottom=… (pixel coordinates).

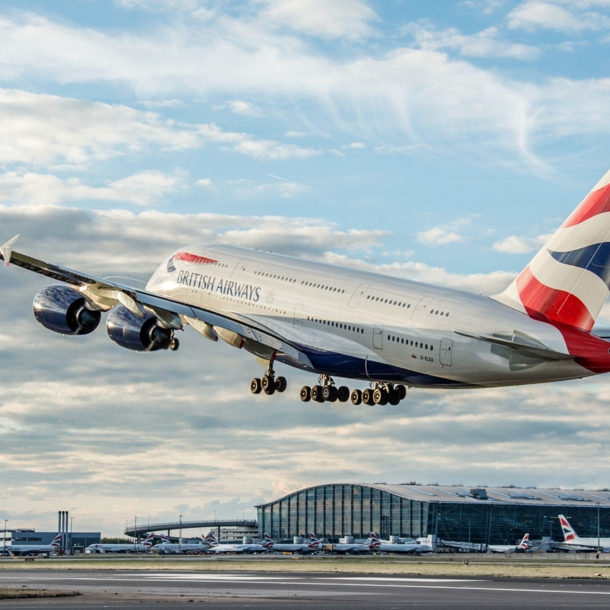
left=558, top=515, right=610, bottom=551
left=487, top=534, right=532, bottom=554
left=368, top=533, right=433, bottom=554
left=205, top=532, right=274, bottom=554
left=5, top=170, right=610, bottom=402
left=4, top=534, right=62, bottom=556
left=265, top=533, right=320, bottom=554
left=84, top=534, right=155, bottom=554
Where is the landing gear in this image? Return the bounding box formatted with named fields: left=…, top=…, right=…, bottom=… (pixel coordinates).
left=169, top=337, right=180, bottom=351
left=300, top=376, right=355, bottom=404
left=250, top=352, right=287, bottom=397
left=350, top=389, right=362, bottom=405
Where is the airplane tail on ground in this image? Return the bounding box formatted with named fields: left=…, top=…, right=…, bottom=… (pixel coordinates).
left=160, top=534, right=170, bottom=544
left=493, top=169, right=610, bottom=332
left=262, top=533, right=274, bottom=549
left=143, top=534, right=155, bottom=548
left=559, top=515, right=579, bottom=542
left=50, top=534, right=62, bottom=548
left=518, top=533, right=531, bottom=550
left=203, top=531, right=218, bottom=546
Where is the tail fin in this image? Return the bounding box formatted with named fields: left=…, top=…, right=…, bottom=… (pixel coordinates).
left=203, top=530, right=218, bottom=546
left=559, top=515, right=579, bottom=542
left=518, top=533, right=530, bottom=550
left=160, top=534, right=170, bottom=544
left=368, top=532, right=379, bottom=541
left=493, top=169, right=610, bottom=332
left=309, top=533, right=319, bottom=543
left=143, top=534, right=155, bottom=548
left=51, top=534, right=62, bottom=548
left=262, top=533, right=274, bottom=549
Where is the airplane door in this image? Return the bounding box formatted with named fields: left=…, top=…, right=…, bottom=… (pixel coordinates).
left=294, top=303, right=305, bottom=327
left=440, top=338, right=453, bottom=366
left=373, top=324, right=384, bottom=350
left=411, top=296, right=434, bottom=322
left=349, top=283, right=370, bottom=308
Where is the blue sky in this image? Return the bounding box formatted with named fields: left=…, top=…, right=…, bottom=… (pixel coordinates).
left=1, top=0, right=610, bottom=536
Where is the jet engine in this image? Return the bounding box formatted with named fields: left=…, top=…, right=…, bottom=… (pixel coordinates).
left=106, top=305, right=176, bottom=352
left=33, top=285, right=101, bottom=336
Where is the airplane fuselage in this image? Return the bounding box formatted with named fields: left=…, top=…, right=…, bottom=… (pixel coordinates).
left=145, top=244, right=610, bottom=389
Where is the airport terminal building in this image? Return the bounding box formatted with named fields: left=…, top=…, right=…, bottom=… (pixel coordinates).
left=256, top=483, right=610, bottom=544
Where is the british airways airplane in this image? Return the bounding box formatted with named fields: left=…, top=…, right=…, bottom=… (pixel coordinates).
left=3, top=169, right=610, bottom=405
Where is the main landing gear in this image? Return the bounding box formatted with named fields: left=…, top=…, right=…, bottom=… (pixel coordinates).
left=250, top=352, right=287, bottom=396
left=349, top=383, right=407, bottom=406
left=300, top=375, right=351, bottom=404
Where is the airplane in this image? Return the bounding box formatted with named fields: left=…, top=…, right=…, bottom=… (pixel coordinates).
left=151, top=533, right=210, bottom=555
left=265, top=533, right=320, bottom=554
left=84, top=533, right=155, bottom=554
left=4, top=169, right=610, bottom=403
left=205, top=531, right=274, bottom=553
left=487, top=534, right=532, bottom=554
left=367, top=532, right=433, bottom=554
left=3, top=533, right=62, bottom=556
left=323, top=533, right=380, bottom=554
left=557, top=515, right=610, bottom=552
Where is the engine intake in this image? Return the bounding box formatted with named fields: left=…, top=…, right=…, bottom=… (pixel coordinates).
left=33, top=285, right=101, bottom=336
left=106, top=305, right=173, bottom=352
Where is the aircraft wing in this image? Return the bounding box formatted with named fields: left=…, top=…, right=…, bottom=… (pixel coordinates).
left=0, top=237, right=313, bottom=369
left=454, top=330, right=574, bottom=361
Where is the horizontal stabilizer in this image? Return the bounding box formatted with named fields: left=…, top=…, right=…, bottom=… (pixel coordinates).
left=454, top=330, right=574, bottom=361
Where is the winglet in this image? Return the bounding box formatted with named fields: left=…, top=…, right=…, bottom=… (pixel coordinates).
left=0, top=234, right=20, bottom=267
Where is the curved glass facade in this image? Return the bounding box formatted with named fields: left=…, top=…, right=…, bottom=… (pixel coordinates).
left=257, top=484, right=610, bottom=544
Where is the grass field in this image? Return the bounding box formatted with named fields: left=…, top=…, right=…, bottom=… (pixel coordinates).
left=2, top=554, right=610, bottom=580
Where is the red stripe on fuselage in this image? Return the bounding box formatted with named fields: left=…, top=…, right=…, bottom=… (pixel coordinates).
left=516, top=267, right=594, bottom=332
left=174, top=252, right=218, bottom=265
left=563, top=182, right=610, bottom=227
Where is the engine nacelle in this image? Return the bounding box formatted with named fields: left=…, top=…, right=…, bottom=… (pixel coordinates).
left=106, top=305, right=173, bottom=352
left=33, top=285, right=101, bottom=336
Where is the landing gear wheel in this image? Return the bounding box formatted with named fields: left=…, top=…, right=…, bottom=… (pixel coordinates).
left=250, top=378, right=262, bottom=394
left=389, top=390, right=401, bottom=406
left=350, top=389, right=362, bottom=405
left=262, top=375, right=275, bottom=395
left=397, top=384, right=407, bottom=400
left=362, top=389, right=374, bottom=406
left=373, top=388, right=384, bottom=405
left=337, top=386, right=350, bottom=403
left=311, top=385, right=324, bottom=403
left=300, top=386, right=311, bottom=402
left=275, top=376, right=287, bottom=393
left=169, top=337, right=180, bottom=351
left=322, top=385, right=338, bottom=402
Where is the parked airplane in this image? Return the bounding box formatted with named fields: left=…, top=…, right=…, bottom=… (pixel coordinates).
left=151, top=533, right=210, bottom=555
left=84, top=534, right=155, bottom=554
left=323, top=533, right=380, bottom=554
left=4, top=169, right=610, bottom=403
left=368, top=533, right=433, bottom=554
left=266, top=533, right=319, bottom=554
left=205, top=532, right=274, bottom=554
left=487, top=534, right=532, bottom=554
left=558, top=515, right=610, bottom=551
left=4, top=534, right=62, bottom=556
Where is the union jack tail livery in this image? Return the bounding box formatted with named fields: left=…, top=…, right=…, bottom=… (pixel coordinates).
left=262, top=533, right=274, bottom=549
left=518, top=533, right=531, bottom=550
left=160, top=534, right=170, bottom=544
left=203, top=530, right=218, bottom=546
left=559, top=514, right=578, bottom=542
left=51, top=534, right=62, bottom=548
left=143, top=533, right=155, bottom=548
left=494, top=169, right=610, bottom=332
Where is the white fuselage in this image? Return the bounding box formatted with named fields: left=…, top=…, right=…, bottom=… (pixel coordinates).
left=4, top=544, right=58, bottom=556
left=151, top=542, right=208, bottom=554
left=84, top=543, right=149, bottom=554
left=146, top=245, right=592, bottom=389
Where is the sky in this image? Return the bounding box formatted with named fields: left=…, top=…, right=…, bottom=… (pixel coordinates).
left=1, top=0, right=610, bottom=537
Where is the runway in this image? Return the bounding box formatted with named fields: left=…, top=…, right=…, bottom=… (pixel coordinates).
left=2, top=570, right=610, bottom=608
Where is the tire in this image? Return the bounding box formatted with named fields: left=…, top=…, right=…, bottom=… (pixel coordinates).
left=169, top=337, right=180, bottom=351
left=373, top=388, right=384, bottom=404
left=337, top=386, right=350, bottom=402
left=263, top=376, right=275, bottom=395
left=311, top=385, right=324, bottom=402
left=362, top=389, right=374, bottom=406
left=322, top=386, right=338, bottom=402
left=379, top=389, right=389, bottom=406
left=276, top=376, right=287, bottom=393
left=300, top=386, right=311, bottom=402
left=250, top=378, right=262, bottom=394
left=397, top=384, right=407, bottom=400
left=389, top=390, right=401, bottom=406
left=350, top=389, right=362, bottom=405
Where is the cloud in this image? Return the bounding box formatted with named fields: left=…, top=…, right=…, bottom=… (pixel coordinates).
left=405, top=23, right=541, bottom=60
left=417, top=227, right=464, bottom=245
left=220, top=100, right=263, bottom=117
left=0, top=170, right=186, bottom=207
left=507, top=2, right=610, bottom=32
left=342, top=142, right=367, bottom=150
left=256, top=0, right=379, bottom=40
left=493, top=232, right=552, bottom=253
left=195, top=178, right=214, bottom=189
left=234, top=179, right=309, bottom=198
left=0, top=89, right=317, bottom=168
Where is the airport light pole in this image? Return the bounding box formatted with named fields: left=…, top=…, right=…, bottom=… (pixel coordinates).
left=134, top=517, right=138, bottom=552
left=598, top=503, right=601, bottom=554
left=3, top=519, right=7, bottom=554
left=70, top=517, right=74, bottom=555
left=179, top=515, right=182, bottom=553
